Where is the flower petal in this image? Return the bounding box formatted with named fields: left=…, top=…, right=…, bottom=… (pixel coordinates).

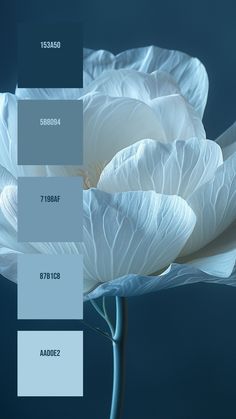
left=84, top=46, right=209, bottom=117
left=0, top=164, right=16, bottom=191
left=181, top=152, right=236, bottom=255
left=0, top=185, right=17, bottom=230
left=98, top=138, right=222, bottom=199
left=216, top=121, right=236, bottom=160
left=81, top=68, right=180, bottom=101
left=149, top=94, right=206, bottom=141
left=0, top=186, right=35, bottom=262
left=15, top=87, right=82, bottom=100
left=83, top=92, right=163, bottom=184
left=184, top=250, right=236, bottom=278
left=0, top=93, right=18, bottom=176
left=179, top=221, right=236, bottom=278
left=77, top=188, right=196, bottom=292
left=84, top=262, right=236, bottom=299
left=180, top=215, right=236, bottom=278
left=83, top=90, right=207, bottom=185
left=0, top=248, right=19, bottom=282
left=15, top=68, right=178, bottom=103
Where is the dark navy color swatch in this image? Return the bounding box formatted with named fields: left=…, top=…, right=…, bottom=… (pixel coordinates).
left=18, top=22, right=83, bottom=88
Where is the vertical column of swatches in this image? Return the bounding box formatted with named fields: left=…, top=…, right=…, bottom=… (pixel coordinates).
left=17, top=22, right=84, bottom=397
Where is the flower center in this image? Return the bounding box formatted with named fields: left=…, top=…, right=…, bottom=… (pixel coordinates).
left=76, top=161, right=107, bottom=189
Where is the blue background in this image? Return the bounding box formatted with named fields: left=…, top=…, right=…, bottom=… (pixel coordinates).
left=0, top=0, right=236, bottom=418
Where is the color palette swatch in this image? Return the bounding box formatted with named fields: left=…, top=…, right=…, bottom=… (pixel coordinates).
left=18, top=22, right=83, bottom=88
left=17, top=331, right=83, bottom=396
left=17, top=176, right=83, bottom=242
left=17, top=100, right=83, bottom=165
left=17, top=21, right=84, bottom=397
left=17, top=254, right=83, bottom=320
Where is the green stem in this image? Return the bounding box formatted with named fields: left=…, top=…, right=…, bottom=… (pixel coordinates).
left=110, top=297, right=128, bottom=419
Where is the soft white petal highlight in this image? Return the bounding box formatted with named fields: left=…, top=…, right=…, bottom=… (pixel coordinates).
left=182, top=153, right=236, bottom=255
left=98, top=138, right=223, bottom=199
left=0, top=185, right=17, bottom=229
left=179, top=221, right=236, bottom=278
left=0, top=164, right=16, bottom=191
left=84, top=46, right=209, bottom=117
left=216, top=121, right=236, bottom=160
left=77, top=188, right=196, bottom=292
left=83, top=92, right=164, bottom=184
left=81, top=68, right=180, bottom=101
left=185, top=250, right=236, bottom=278
left=150, top=94, right=206, bottom=141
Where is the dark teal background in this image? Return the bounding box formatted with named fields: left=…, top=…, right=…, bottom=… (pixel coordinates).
left=0, top=0, right=236, bottom=418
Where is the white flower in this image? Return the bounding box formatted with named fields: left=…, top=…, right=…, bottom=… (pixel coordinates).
left=0, top=45, right=236, bottom=299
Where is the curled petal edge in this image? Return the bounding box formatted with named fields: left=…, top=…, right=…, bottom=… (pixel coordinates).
left=84, top=262, right=236, bottom=300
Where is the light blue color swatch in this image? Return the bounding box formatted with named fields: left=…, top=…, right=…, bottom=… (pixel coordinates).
left=17, top=176, right=83, bottom=242
left=17, top=331, right=83, bottom=397
left=17, top=254, right=83, bottom=319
